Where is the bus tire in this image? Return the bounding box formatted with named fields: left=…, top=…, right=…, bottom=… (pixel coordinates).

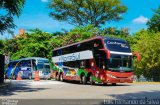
left=56, top=73, right=60, bottom=81
left=89, top=75, right=95, bottom=85
left=112, top=83, right=116, bottom=86
left=82, top=75, right=87, bottom=85
left=60, top=73, right=64, bottom=82
left=12, top=75, right=16, bottom=80
left=103, top=83, right=107, bottom=86
left=28, top=74, right=32, bottom=80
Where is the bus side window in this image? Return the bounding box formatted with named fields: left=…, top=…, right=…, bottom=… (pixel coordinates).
left=80, top=61, right=85, bottom=68
left=79, top=60, right=90, bottom=69
left=53, top=51, right=57, bottom=57
left=31, top=60, right=37, bottom=71
left=85, top=60, right=90, bottom=68
left=93, top=40, right=103, bottom=50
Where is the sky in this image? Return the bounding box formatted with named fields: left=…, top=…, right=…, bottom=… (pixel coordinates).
left=0, top=0, right=160, bottom=39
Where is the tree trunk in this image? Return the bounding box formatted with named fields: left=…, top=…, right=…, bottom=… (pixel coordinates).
left=0, top=54, right=5, bottom=83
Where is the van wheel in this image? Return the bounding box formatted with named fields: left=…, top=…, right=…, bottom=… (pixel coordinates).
left=82, top=75, right=87, bottom=85
left=28, top=74, right=32, bottom=80
left=12, top=75, right=16, bottom=80
left=60, top=73, right=64, bottom=82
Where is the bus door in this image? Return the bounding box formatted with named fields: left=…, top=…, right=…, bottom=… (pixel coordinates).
left=6, top=62, right=18, bottom=78
left=94, top=50, right=107, bottom=80
left=31, top=59, right=37, bottom=78
left=43, top=62, right=50, bottom=77
left=36, top=61, right=44, bottom=77
left=58, top=50, right=63, bottom=70
left=20, top=60, right=32, bottom=78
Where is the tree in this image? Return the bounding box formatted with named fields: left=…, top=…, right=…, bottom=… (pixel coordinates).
left=0, top=40, right=4, bottom=54
left=147, top=6, right=160, bottom=32
left=102, top=27, right=130, bottom=37
left=7, top=29, right=63, bottom=60
left=132, top=30, right=160, bottom=81
left=60, top=25, right=98, bottom=45
left=49, top=0, right=127, bottom=27
left=0, top=0, right=25, bottom=34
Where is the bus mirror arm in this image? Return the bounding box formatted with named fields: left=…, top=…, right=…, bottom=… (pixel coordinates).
left=132, top=52, right=140, bottom=61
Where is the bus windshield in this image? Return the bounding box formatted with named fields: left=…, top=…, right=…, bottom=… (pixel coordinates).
left=108, top=54, right=133, bottom=71
left=37, top=59, right=50, bottom=71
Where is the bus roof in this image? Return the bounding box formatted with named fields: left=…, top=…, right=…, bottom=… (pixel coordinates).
left=53, top=36, right=127, bottom=51
left=9, top=57, right=48, bottom=63
left=53, top=36, right=103, bottom=51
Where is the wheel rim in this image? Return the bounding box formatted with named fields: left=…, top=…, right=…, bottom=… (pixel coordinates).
left=56, top=74, right=59, bottom=80
left=90, top=75, right=95, bottom=85
left=28, top=74, right=32, bottom=79
left=82, top=75, right=86, bottom=85
left=60, top=74, right=63, bottom=81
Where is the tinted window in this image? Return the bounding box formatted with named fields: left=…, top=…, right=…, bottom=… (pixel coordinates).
left=107, top=54, right=133, bottom=71
left=63, top=60, right=90, bottom=69
left=37, top=64, right=43, bottom=70
left=53, top=39, right=103, bottom=57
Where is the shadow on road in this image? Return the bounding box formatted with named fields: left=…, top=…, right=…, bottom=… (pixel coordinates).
left=107, top=90, right=160, bottom=99
left=0, top=81, right=49, bottom=96
left=99, top=90, right=160, bottom=105
left=62, top=80, right=131, bottom=87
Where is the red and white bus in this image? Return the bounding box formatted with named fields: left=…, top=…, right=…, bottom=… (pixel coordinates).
left=51, top=36, right=140, bottom=85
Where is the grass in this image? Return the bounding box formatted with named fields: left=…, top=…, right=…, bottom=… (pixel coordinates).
left=133, top=81, right=160, bottom=84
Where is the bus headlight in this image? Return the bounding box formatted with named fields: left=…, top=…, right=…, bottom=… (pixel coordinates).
left=107, top=74, right=116, bottom=78
left=128, top=75, right=134, bottom=79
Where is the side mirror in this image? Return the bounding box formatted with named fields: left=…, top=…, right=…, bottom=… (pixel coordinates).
left=132, top=52, right=140, bottom=61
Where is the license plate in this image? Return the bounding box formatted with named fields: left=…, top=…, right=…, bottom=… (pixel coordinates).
left=120, top=79, right=125, bottom=82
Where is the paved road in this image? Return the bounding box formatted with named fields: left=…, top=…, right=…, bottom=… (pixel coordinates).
left=0, top=80, right=160, bottom=105
left=0, top=80, right=160, bottom=104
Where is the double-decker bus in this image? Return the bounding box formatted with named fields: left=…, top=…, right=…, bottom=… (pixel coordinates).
left=6, top=57, right=50, bottom=79
left=51, top=36, right=140, bottom=85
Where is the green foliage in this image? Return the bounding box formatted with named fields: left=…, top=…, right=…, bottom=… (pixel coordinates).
left=3, top=29, right=60, bottom=60
left=132, top=30, right=160, bottom=81
left=102, top=27, right=130, bottom=37
left=61, top=25, right=98, bottom=45
left=1, top=26, right=160, bottom=82
left=2, top=26, right=98, bottom=60
left=49, top=0, right=127, bottom=27
left=0, top=40, right=5, bottom=54
left=147, top=6, right=160, bottom=32
left=0, top=0, right=25, bottom=34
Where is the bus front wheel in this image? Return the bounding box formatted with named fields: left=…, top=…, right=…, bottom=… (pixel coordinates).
left=60, top=73, right=64, bottom=82
left=28, top=74, right=32, bottom=80
left=89, top=75, right=95, bottom=85
left=82, top=75, right=87, bottom=85
left=56, top=73, right=60, bottom=81
left=12, top=75, right=16, bottom=80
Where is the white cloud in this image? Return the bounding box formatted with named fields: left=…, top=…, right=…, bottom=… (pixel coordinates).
left=41, top=0, right=48, bottom=2
left=133, top=16, right=149, bottom=24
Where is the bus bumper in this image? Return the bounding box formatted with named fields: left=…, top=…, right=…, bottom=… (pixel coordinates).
left=105, top=76, right=134, bottom=83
